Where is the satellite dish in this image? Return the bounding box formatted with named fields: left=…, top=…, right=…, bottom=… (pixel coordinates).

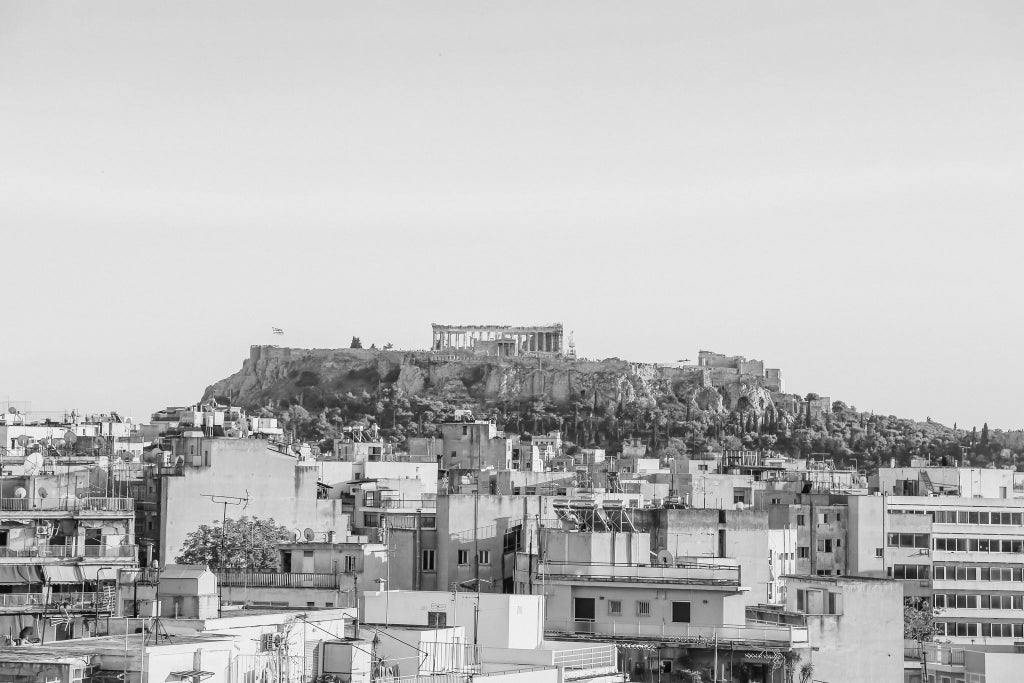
left=52, top=438, right=64, bottom=449
left=24, top=453, right=44, bottom=476
left=303, top=528, right=315, bottom=542
left=38, top=487, right=49, bottom=498
left=293, top=529, right=303, bottom=542
left=14, top=488, right=26, bottom=499
left=16, top=435, right=29, bottom=447
left=657, top=549, right=675, bottom=566
left=64, top=431, right=77, bottom=445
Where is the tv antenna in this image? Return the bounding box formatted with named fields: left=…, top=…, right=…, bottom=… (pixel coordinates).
left=201, top=491, right=251, bottom=608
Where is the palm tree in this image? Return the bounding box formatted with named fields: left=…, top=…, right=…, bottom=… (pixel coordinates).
left=799, top=662, right=814, bottom=683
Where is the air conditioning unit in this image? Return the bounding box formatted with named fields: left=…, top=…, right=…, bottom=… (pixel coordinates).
left=918, top=548, right=930, bottom=555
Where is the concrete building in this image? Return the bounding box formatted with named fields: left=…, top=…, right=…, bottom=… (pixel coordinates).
left=655, top=509, right=791, bottom=607
left=517, top=528, right=810, bottom=682
left=768, top=501, right=849, bottom=577
left=877, top=464, right=1024, bottom=499
left=748, top=575, right=903, bottom=683
left=153, top=435, right=348, bottom=563
left=0, top=466, right=136, bottom=642
left=848, top=494, right=1024, bottom=645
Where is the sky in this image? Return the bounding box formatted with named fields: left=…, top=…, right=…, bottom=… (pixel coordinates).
left=2, top=1, right=1024, bottom=429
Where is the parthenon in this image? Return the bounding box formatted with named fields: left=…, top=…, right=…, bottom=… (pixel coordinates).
left=431, top=323, right=564, bottom=356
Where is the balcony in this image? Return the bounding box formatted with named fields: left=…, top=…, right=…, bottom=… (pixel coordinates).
left=0, top=497, right=134, bottom=515
left=0, top=591, right=112, bottom=611
left=538, top=560, right=742, bottom=588
left=216, top=571, right=340, bottom=589
left=0, top=544, right=136, bottom=560
left=545, top=619, right=808, bottom=648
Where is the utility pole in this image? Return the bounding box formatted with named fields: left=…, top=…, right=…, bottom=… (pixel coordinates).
left=200, top=492, right=250, bottom=609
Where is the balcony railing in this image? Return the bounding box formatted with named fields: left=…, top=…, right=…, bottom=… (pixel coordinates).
left=551, top=645, right=618, bottom=670
left=216, top=571, right=340, bottom=589
left=545, top=619, right=807, bottom=647
left=82, top=545, right=137, bottom=559
left=538, top=561, right=742, bottom=587
left=0, top=592, right=110, bottom=609
left=0, top=544, right=135, bottom=559
left=0, top=497, right=134, bottom=513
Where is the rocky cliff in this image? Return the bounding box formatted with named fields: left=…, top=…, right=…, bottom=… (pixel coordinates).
left=203, top=345, right=782, bottom=417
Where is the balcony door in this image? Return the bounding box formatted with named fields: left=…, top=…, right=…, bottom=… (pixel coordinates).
left=573, top=597, right=596, bottom=622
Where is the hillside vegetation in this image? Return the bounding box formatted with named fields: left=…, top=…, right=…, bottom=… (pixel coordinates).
left=203, top=346, right=1024, bottom=473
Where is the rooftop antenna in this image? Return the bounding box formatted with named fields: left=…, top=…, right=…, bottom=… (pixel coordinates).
left=201, top=491, right=251, bottom=609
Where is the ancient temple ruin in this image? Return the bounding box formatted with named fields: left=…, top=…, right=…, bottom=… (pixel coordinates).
left=431, top=323, right=564, bottom=356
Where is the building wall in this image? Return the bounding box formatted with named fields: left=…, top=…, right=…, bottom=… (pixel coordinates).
left=784, top=577, right=903, bottom=683
left=159, top=439, right=347, bottom=561
left=847, top=495, right=885, bottom=578
left=656, top=509, right=774, bottom=607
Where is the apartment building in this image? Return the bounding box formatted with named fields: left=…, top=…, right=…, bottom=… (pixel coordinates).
left=516, top=528, right=810, bottom=683
left=849, top=495, right=1024, bottom=644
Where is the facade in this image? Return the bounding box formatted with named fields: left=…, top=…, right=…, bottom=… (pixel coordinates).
left=155, top=435, right=347, bottom=563
left=517, top=529, right=809, bottom=683
left=849, top=494, right=1024, bottom=645
left=749, top=575, right=904, bottom=683
left=0, top=466, right=135, bottom=642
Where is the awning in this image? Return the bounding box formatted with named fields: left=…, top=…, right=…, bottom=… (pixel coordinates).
left=0, top=565, right=42, bottom=585
left=171, top=671, right=214, bottom=681
left=75, top=566, right=116, bottom=582
left=42, top=566, right=81, bottom=584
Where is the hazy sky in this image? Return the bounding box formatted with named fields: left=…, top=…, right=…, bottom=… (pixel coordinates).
left=2, top=1, right=1023, bottom=428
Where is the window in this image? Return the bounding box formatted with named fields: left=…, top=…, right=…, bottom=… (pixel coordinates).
left=798, top=547, right=810, bottom=559
left=422, top=516, right=436, bottom=529
left=875, top=547, right=883, bottom=558
left=636, top=601, right=651, bottom=617
left=608, top=600, right=622, bottom=616
left=451, top=451, right=457, bottom=459
left=478, top=550, right=490, bottom=564
left=422, top=549, right=435, bottom=571
left=574, top=597, right=596, bottom=622
left=364, top=514, right=379, bottom=528
left=428, top=611, right=447, bottom=627
left=303, top=551, right=314, bottom=558
left=671, top=601, right=691, bottom=623
left=458, top=550, right=469, bottom=565
left=797, top=515, right=806, bottom=526
left=344, top=555, right=356, bottom=573
left=462, top=426, right=468, bottom=436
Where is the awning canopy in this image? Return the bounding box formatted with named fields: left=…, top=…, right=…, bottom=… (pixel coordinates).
left=75, top=565, right=116, bottom=582
left=0, top=565, right=42, bottom=584
left=42, top=565, right=81, bottom=584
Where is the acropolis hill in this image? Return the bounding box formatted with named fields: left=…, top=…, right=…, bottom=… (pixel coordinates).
left=201, top=333, right=1000, bottom=470
left=203, top=342, right=794, bottom=419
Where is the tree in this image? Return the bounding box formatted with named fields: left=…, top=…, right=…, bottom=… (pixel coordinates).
left=982, top=422, right=990, bottom=447
left=904, top=601, right=937, bottom=642
left=350, top=336, right=363, bottom=349
left=175, top=516, right=291, bottom=571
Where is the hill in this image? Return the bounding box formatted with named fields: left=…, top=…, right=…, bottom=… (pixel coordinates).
left=202, top=345, right=1023, bottom=472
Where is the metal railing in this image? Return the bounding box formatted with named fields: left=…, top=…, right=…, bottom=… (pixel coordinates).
left=0, top=592, right=108, bottom=608
left=82, top=545, right=137, bottom=558
left=545, top=619, right=807, bottom=647
left=551, top=645, right=618, bottom=670
left=215, top=571, right=340, bottom=589
left=0, top=544, right=135, bottom=559
left=0, top=497, right=133, bottom=513
left=538, top=561, right=741, bottom=586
